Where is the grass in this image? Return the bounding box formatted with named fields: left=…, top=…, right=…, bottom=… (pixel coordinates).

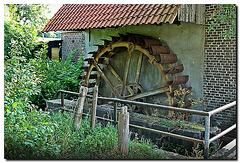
left=4, top=110, right=165, bottom=160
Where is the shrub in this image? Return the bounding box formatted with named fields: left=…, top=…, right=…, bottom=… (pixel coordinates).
left=31, top=48, right=83, bottom=109
left=4, top=55, right=41, bottom=113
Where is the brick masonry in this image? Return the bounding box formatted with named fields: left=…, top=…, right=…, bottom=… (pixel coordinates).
left=203, top=5, right=236, bottom=133
left=61, top=32, right=85, bottom=62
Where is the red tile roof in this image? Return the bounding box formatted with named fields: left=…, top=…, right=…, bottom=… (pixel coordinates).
left=42, top=4, right=180, bottom=32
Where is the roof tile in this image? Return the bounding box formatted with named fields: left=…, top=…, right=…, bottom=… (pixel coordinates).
left=42, top=4, right=180, bottom=32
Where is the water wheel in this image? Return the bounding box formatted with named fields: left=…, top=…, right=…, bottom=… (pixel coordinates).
left=80, top=33, right=191, bottom=116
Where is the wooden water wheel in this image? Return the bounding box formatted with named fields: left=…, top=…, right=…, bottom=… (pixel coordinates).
left=80, top=33, right=191, bottom=116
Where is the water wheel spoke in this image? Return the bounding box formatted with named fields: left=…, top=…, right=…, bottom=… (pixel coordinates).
left=126, top=86, right=170, bottom=101
left=92, top=59, right=121, bottom=97
left=121, top=48, right=133, bottom=96
left=107, top=64, right=134, bottom=96
left=107, top=64, right=123, bottom=84
left=135, top=52, right=143, bottom=84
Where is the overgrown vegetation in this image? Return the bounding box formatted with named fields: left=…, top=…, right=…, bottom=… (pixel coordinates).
left=4, top=4, right=49, bottom=60
left=131, top=112, right=205, bottom=131
left=31, top=47, right=82, bottom=109
left=4, top=43, right=82, bottom=111
left=5, top=111, right=164, bottom=159
left=4, top=4, right=165, bottom=160
left=208, top=4, right=236, bottom=40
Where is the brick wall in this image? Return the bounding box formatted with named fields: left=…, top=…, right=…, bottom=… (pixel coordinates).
left=203, top=5, right=236, bottom=133
left=61, top=32, right=85, bottom=62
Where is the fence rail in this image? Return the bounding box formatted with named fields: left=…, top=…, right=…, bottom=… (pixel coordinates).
left=56, top=89, right=236, bottom=159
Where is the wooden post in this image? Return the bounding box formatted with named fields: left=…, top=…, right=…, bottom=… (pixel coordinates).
left=61, top=92, right=64, bottom=107
left=118, top=106, right=129, bottom=155
left=73, top=86, right=88, bottom=130
left=90, top=85, right=98, bottom=131
left=61, top=92, right=65, bottom=113
left=113, top=102, right=118, bottom=125
left=204, top=115, right=210, bottom=159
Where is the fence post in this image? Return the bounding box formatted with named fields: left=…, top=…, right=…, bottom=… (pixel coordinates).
left=204, top=115, right=210, bottom=159
left=73, top=86, right=88, bottom=130
left=114, top=102, right=118, bottom=124
left=118, top=106, right=129, bottom=156
left=90, top=85, right=98, bottom=131
left=61, top=92, right=64, bottom=107
left=61, top=92, right=65, bottom=113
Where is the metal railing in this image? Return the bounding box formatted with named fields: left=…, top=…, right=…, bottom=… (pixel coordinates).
left=56, top=90, right=236, bottom=159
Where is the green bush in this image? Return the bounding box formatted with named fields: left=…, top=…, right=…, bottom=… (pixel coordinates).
left=4, top=46, right=82, bottom=111
left=31, top=48, right=83, bottom=109
left=4, top=55, right=41, bottom=113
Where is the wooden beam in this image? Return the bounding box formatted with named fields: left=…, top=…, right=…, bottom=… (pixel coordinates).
left=118, top=106, right=129, bottom=155
left=73, top=86, right=88, bottom=130
left=90, top=85, right=98, bottom=131
left=126, top=86, right=170, bottom=101
left=108, top=64, right=123, bottom=84
left=121, top=48, right=133, bottom=96
left=135, top=52, right=143, bottom=84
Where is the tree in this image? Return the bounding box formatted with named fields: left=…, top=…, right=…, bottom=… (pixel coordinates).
left=4, top=4, right=49, bottom=60
left=208, top=4, right=236, bottom=40
left=37, top=31, right=61, bottom=38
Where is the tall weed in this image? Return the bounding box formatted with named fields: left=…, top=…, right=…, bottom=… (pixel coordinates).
left=5, top=110, right=164, bottom=159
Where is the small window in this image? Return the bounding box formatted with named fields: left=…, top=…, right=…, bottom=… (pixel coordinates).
left=51, top=47, right=59, bottom=60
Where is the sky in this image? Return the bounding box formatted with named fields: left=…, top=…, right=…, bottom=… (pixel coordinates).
left=47, top=4, right=63, bottom=19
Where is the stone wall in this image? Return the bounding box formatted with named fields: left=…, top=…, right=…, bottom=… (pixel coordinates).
left=61, top=31, right=85, bottom=62
left=203, top=5, right=236, bottom=131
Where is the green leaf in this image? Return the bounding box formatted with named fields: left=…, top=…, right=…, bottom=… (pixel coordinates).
left=12, top=102, right=18, bottom=108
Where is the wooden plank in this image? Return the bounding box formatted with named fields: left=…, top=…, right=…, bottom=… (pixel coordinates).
left=178, top=4, right=205, bottom=25
left=129, top=124, right=203, bottom=144
left=186, top=4, right=189, bottom=22
left=192, top=4, right=196, bottom=23
left=196, top=4, right=206, bottom=25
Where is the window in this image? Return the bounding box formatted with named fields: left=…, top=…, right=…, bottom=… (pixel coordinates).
left=51, top=47, right=59, bottom=60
